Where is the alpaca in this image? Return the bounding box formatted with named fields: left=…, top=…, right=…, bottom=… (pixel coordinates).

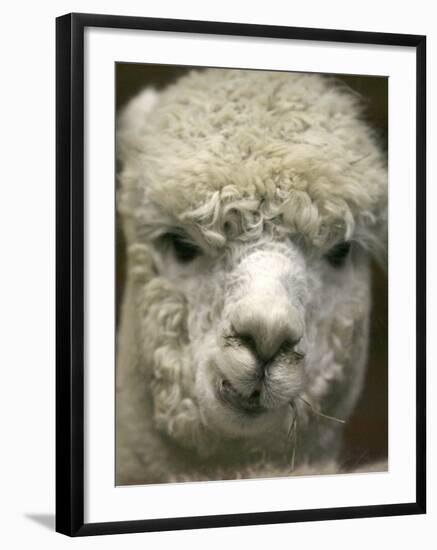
left=115, top=69, right=387, bottom=485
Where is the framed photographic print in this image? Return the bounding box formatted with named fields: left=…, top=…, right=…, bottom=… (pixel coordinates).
left=56, top=12, right=426, bottom=536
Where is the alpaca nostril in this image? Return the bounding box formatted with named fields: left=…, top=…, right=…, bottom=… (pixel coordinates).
left=236, top=332, right=257, bottom=352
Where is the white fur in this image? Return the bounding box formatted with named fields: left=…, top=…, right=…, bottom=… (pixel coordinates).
left=116, top=69, right=387, bottom=484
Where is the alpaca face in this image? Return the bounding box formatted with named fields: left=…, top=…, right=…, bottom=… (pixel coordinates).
left=143, top=219, right=370, bottom=444
left=118, top=69, right=386, bottom=455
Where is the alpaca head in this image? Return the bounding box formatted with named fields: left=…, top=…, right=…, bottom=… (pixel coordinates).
left=117, top=69, right=387, bottom=456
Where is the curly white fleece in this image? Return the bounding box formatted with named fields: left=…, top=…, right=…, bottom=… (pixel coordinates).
left=116, top=69, right=387, bottom=484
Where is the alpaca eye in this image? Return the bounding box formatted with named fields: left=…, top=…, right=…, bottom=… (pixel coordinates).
left=325, top=241, right=351, bottom=268
left=165, top=233, right=202, bottom=264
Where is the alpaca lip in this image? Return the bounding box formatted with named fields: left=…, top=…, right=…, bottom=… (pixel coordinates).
left=218, top=379, right=267, bottom=415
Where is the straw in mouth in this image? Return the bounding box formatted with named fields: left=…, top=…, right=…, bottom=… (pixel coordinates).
left=286, top=397, right=346, bottom=471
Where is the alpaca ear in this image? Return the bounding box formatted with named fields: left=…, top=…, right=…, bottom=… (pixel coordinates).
left=117, top=88, right=160, bottom=241
left=116, top=87, right=160, bottom=165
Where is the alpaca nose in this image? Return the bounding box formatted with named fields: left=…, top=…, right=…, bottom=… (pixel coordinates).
left=230, top=299, right=303, bottom=362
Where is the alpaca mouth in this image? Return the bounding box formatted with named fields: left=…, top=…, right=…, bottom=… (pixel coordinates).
left=218, top=379, right=267, bottom=415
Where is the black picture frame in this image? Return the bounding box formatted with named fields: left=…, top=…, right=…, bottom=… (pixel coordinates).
left=56, top=12, right=426, bottom=537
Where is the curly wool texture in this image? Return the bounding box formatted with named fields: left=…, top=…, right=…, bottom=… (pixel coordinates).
left=128, top=243, right=208, bottom=451
left=116, top=69, right=388, bottom=484
left=118, top=69, right=387, bottom=256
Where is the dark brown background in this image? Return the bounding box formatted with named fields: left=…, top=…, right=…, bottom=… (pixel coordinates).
left=116, top=64, right=388, bottom=468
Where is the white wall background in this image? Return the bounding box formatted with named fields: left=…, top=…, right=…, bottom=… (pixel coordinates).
left=0, top=0, right=434, bottom=547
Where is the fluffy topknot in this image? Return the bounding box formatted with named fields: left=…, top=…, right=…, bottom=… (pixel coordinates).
left=118, top=69, right=387, bottom=260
